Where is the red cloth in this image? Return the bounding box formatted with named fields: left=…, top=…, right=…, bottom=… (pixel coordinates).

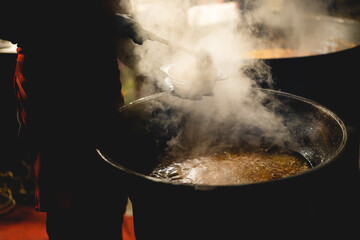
left=123, top=215, right=136, bottom=240
left=14, top=48, right=27, bottom=126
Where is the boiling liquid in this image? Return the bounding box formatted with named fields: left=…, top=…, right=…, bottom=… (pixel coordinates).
left=150, top=151, right=310, bottom=185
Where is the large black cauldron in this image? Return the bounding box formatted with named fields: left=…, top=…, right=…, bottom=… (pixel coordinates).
left=247, top=16, right=360, bottom=127
left=98, top=89, right=350, bottom=239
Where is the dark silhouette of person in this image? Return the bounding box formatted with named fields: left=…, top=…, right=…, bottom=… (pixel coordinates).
left=1, top=0, right=146, bottom=238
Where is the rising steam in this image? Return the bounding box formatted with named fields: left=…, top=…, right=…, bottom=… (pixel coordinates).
left=122, top=0, right=332, bottom=153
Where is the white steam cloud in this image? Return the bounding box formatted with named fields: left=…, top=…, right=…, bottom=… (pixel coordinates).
left=121, top=0, right=333, bottom=155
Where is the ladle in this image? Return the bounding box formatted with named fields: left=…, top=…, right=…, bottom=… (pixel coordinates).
left=144, top=30, right=228, bottom=100
left=145, top=30, right=213, bottom=68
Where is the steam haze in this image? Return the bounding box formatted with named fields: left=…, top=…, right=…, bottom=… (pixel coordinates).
left=132, top=0, right=262, bottom=96
left=126, top=0, right=333, bottom=154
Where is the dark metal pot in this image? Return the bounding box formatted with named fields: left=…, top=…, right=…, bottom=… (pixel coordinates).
left=97, top=88, right=355, bottom=239
left=247, top=16, right=360, bottom=127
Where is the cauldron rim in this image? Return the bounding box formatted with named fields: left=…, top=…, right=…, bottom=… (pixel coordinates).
left=97, top=89, right=348, bottom=190
left=255, top=44, right=360, bottom=61
left=247, top=15, right=360, bottom=61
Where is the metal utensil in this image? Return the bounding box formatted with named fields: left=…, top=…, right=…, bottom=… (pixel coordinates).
left=145, top=30, right=213, bottom=68
left=144, top=30, right=228, bottom=99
